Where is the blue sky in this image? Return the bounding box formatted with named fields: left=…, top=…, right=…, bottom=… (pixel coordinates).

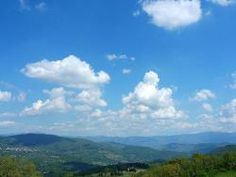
left=0, top=0, right=236, bottom=136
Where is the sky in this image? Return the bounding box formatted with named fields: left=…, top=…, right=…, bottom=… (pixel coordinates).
left=0, top=0, right=236, bottom=136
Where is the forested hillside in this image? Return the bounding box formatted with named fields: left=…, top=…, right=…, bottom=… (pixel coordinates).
left=0, top=157, right=42, bottom=177
left=0, top=134, right=182, bottom=176
left=134, top=148, right=236, bottom=177
left=0, top=139, right=235, bottom=177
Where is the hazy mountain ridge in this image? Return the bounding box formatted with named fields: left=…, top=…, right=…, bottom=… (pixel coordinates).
left=86, top=132, right=236, bottom=153
left=210, top=145, right=236, bottom=154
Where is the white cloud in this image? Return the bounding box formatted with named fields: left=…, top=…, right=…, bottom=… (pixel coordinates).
left=122, top=69, right=132, bottom=75
left=193, top=89, right=215, bottom=102
left=29, top=96, right=236, bottom=136
left=76, top=89, right=107, bottom=108
left=0, top=121, right=15, bottom=127
left=22, top=55, right=110, bottom=116
left=202, top=103, right=213, bottom=112
left=106, top=54, right=135, bottom=61
left=19, top=55, right=236, bottom=135
left=142, top=0, right=202, bottom=30
left=21, top=87, right=71, bottom=116
left=50, top=71, right=185, bottom=136
left=0, top=90, right=12, bottom=102
left=0, top=82, right=27, bottom=102
left=122, top=71, right=184, bottom=119
left=72, top=88, right=108, bottom=115
left=91, top=109, right=103, bottom=118
left=74, top=105, right=93, bottom=112
left=186, top=99, right=236, bottom=133
left=220, top=98, right=236, bottom=123
left=181, top=98, right=236, bottom=133
left=210, top=0, right=235, bottom=6
left=22, top=55, right=110, bottom=89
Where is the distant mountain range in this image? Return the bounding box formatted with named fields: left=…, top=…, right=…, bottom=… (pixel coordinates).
left=86, top=132, right=236, bottom=153
left=0, top=133, right=182, bottom=176
left=0, top=132, right=235, bottom=176
left=0, top=133, right=182, bottom=163
left=211, top=144, right=236, bottom=155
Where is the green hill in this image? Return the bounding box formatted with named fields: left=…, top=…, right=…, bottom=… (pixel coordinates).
left=0, top=133, right=183, bottom=176
left=211, top=145, right=236, bottom=155
left=134, top=149, right=236, bottom=177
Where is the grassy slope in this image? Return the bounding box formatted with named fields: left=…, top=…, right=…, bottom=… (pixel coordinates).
left=214, top=171, right=236, bottom=177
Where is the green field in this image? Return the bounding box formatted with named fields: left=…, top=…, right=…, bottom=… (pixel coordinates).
left=215, top=171, right=236, bottom=177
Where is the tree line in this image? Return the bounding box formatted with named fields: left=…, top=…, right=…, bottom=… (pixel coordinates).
left=134, top=151, right=236, bottom=177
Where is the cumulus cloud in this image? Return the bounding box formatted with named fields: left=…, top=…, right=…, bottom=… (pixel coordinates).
left=0, top=82, right=27, bottom=102
left=220, top=98, right=236, bottom=124
left=22, top=55, right=110, bottom=116
left=24, top=96, right=236, bottom=136
left=43, top=101, right=236, bottom=136
left=50, top=71, right=185, bottom=136
left=106, top=54, right=135, bottom=61
left=0, top=90, right=12, bottom=102
left=166, top=99, right=236, bottom=133
left=21, top=87, right=71, bottom=116
left=202, top=103, right=213, bottom=112
left=186, top=99, right=236, bottom=133
left=210, top=0, right=235, bottom=6
left=193, top=89, right=215, bottom=102
left=76, top=89, right=107, bottom=108
left=20, top=55, right=236, bottom=135
left=142, top=0, right=202, bottom=30
left=22, top=55, right=110, bottom=89
left=122, top=71, right=184, bottom=119
left=90, top=109, right=103, bottom=118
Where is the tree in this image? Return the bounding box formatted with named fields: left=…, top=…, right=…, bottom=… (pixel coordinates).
left=0, top=156, right=42, bottom=177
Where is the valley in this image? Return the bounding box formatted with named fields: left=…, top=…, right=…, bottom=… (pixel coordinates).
left=0, top=132, right=235, bottom=177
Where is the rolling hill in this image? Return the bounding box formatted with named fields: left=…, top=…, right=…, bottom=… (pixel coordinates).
left=210, top=145, right=236, bottom=154
left=0, top=133, right=183, bottom=176
left=87, top=132, right=236, bottom=153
